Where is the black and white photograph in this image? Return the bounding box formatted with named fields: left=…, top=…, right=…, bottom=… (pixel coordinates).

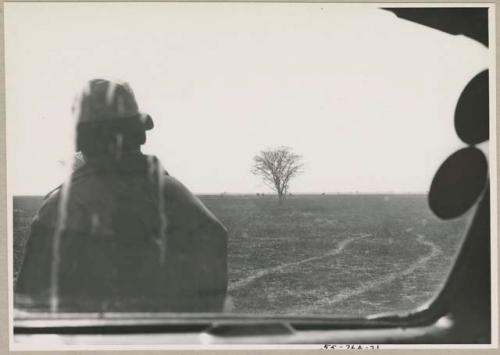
left=4, top=2, right=497, bottom=349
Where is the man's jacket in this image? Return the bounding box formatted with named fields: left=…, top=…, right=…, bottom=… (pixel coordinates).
left=15, top=153, right=228, bottom=312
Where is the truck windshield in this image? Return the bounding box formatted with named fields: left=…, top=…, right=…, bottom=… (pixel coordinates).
left=7, top=3, right=489, bottom=318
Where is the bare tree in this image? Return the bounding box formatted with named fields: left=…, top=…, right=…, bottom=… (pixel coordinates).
left=251, top=146, right=303, bottom=204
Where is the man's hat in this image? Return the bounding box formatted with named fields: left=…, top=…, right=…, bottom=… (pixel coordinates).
left=73, top=78, right=154, bottom=130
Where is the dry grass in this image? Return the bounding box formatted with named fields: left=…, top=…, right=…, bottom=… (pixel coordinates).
left=14, top=194, right=469, bottom=317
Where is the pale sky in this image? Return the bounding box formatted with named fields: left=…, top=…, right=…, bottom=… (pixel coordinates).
left=5, top=3, right=489, bottom=195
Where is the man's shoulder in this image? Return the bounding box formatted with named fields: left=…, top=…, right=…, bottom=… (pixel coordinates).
left=32, top=185, right=62, bottom=227
left=41, top=184, right=62, bottom=208
left=161, top=175, right=226, bottom=230
left=35, top=177, right=93, bottom=228
left=162, top=175, right=199, bottom=205
left=162, top=175, right=188, bottom=194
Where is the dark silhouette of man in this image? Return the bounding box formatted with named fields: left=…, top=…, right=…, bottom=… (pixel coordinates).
left=15, top=79, right=228, bottom=312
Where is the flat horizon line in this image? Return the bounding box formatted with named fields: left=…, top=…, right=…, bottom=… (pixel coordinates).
left=13, top=192, right=429, bottom=197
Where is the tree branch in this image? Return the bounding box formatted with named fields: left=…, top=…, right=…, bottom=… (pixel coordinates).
left=251, top=146, right=303, bottom=202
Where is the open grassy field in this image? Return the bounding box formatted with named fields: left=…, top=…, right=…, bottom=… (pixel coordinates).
left=13, top=194, right=471, bottom=317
